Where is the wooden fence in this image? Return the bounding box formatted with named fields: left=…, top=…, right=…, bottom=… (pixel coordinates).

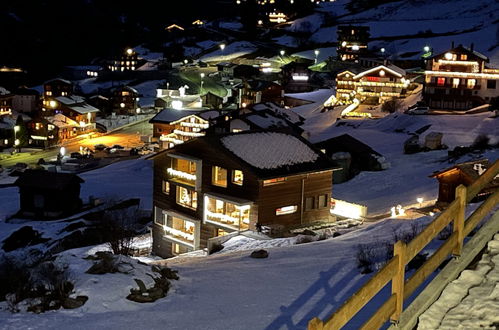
left=309, top=160, right=499, bottom=330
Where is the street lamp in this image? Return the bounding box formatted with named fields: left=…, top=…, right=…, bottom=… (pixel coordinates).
left=423, top=46, right=430, bottom=53
left=220, top=44, right=226, bottom=51
left=200, top=72, right=205, bottom=94
left=14, top=125, right=20, bottom=149
left=314, top=49, right=320, bottom=64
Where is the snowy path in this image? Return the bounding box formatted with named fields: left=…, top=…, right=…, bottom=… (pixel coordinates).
left=418, top=234, right=499, bottom=329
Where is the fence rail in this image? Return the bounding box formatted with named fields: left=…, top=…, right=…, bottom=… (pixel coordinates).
left=309, top=160, right=499, bottom=330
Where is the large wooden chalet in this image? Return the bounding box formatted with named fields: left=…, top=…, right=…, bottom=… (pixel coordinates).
left=335, top=64, right=408, bottom=104
left=423, top=44, right=499, bottom=110
left=152, top=131, right=336, bottom=257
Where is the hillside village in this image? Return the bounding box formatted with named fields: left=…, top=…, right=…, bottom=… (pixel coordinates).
left=0, top=0, right=498, bottom=329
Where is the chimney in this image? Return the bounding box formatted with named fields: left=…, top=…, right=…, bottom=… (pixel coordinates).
left=470, top=43, right=474, bottom=52
left=451, top=41, right=454, bottom=49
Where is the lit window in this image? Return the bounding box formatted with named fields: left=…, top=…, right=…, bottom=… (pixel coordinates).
left=437, top=77, right=445, bottom=86
left=318, top=194, right=328, bottom=208
left=452, top=78, right=460, bottom=88
left=176, top=186, right=197, bottom=209
left=122, top=91, right=130, bottom=96
left=276, top=205, right=297, bottom=215
left=305, top=197, right=315, bottom=210
left=35, top=123, right=41, bottom=130
left=460, top=54, right=467, bottom=60
left=232, top=170, right=244, bottom=186
left=212, top=166, right=227, bottom=187
left=162, top=180, right=170, bottom=194
left=263, top=177, right=286, bottom=186
left=61, top=92, right=67, bottom=96
left=467, top=79, right=476, bottom=89
left=48, top=124, right=55, bottom=130
left=46, top=91, right=52, bottom=96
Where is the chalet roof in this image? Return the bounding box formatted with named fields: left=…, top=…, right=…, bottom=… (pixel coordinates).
left=89, top=95, right=109, bottom=101
left=430, top=159, right=498, bottom=181
left=55, top=96, right=99, bottom=114
left=44, top=78, right=72, bottom=85
left=171, top=131, right=335, bottom=179
left=47, top=114, right=79, bottom=128
left=353, top=65, right=405, bottom=79
left=252, top=102, right=305, bottom=124
left=15, top=170, right=84, bottom=190
left=432, top=45, right=489, bottom=62
left=149, top=108, right=212, bottom=124
left=246, top=80, right=281, bottom=91
left=314, top=134, right=382, bottom=157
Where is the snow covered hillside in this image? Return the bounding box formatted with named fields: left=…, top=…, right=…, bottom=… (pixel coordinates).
left=288, top=0, right=499, bottom=63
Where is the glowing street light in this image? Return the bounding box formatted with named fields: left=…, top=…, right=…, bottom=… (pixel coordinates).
left=200, top=72, right=205, bottom=94
left=126, top=48, right=133, bottom=55
left=314, top=49, right=320, bottom=64
left=220, top=43, right=226, bottom=51
left=60, top=147, right=66, bottom=156
left=423, top=46, right=430, bottom=53
left=280, top=50, right=285, bottom=56
left=417, top=197, right=424, bottom=208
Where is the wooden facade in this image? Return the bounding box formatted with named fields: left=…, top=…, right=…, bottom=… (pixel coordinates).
left=431, top=159, right=499, bottom=204
left=152, top=132, right=335, bottom=258
left=111, top=86, right=139, bottom=115
left=423, top=45, right=499, bottom=110
left=337, top=25, right=370, bottom=62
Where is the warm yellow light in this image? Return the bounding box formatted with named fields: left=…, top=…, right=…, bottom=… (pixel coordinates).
left=120, top=103, right=125, bottom=108
left=444, top=52, right=453, bottom=60
left=49, top=100, right=58, bottom=108
left=126, top=48, right=133, bottom=55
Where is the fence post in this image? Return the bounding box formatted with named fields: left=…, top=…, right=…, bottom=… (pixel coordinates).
left=308, top=317, right=324, bottom=330
left=391, top=240, right=406, bottom=323
left=453, top=184, right=467, bottom=256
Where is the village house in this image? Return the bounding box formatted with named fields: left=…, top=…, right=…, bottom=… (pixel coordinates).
left=423, top=44, right=499, bottom=110
left=42, top=78, right=73, bottom=102
left=11, top=86, right=39, bottom=114
left=15, top=170, right=84, bottom=218
left=152, top=131, right=336, bottom=257
left=26, top=117, right=58, bottom=148
left=337, top=25, right=370, bottom=62
left=241, top=80, right=284, bottom=107
left=281, top=61, right=315, bottom=93
left=149, top=108, right=220, bottom=149
left=335, top=64, right=409, bottom=104
left=108, top=48, right=139, bottom=72
left=111, top=86, right=139, bottom=115
left=430, top=159, right=499, bottom=204
left=206, top=104, right=306, bottom=138
left=0, top=86, right=12, bottom=116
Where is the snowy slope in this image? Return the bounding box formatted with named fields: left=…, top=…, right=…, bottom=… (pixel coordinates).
left=311, top=0, right=498, bottom=60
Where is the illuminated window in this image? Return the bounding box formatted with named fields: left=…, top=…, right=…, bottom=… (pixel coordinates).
left=122, top=91, right=130, bottom=96
left=212, top=166, right=227, bottom=187
left=437, top=77, right=445, bottom=86
left=318, top=194, right=328, bottom=208
left=452, top=78, right=460, bottom=88
left=162, top=180, right=170, bottom=194
left=35, top=123, right=41, bottom=130
left=305, top=197, right=315, bottom=210
left=48, top=124, right=55, bottom=130
left=61, top=92, right=67, bottom=96
left=460, top=54, right=467, bottom=60
left=168, top=158, right=197, bottom=185
left=232, top=170, right=244, bottom=186
left=46, top=91, right=52, bottom=96
left=263, top=177, right=287, bottom=186
left=176, top=186, right=197, bottom=209
left=276, top=205, right=297, bottom=215
left=205, top=196, right=250, bottom=230
left=467, top=79, right=476, bottom=89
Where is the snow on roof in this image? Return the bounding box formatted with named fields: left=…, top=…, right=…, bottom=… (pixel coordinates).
left=353, top=65, right=405, bottom=79
left=245, top=113, right=287, bottom=129
left=44, top=78, right=72, bottom=85
left=69, top=103, right=100, bottom=114
left=221, top=132, right=318, bottom=169
left=55, top=95, right=86, bottom=105
left=47, top=114, right=79, bottom=128
left=149, top=109, right=205, bottom=123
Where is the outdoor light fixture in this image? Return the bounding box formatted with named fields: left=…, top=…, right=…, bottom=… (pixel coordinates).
left=280, top=50, right=285, bottom=56
left=120, top=103, right=125, bottom=108
left=220, top=44, right=226, bottom=51
left=424, top=46, right=430, bottom=53
left=60, top=147, right=66, bottom=156
left=445, top=52, right=453, bottom=60
left=126, top=48, right=133, bottom=55
left=49, top=100, right=57, bottom=108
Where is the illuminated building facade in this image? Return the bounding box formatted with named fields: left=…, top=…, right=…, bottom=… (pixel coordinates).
left=107, top=48, right=138, bottom=72
left=423, top=45, right=499, bottom=110
left=111, top=86, right=139, bottom=115
left=337, top=25, right=370, bottom=62
left=335, top=65, right=408, bottom=104
left=152, top=131, right=335, bottom=257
